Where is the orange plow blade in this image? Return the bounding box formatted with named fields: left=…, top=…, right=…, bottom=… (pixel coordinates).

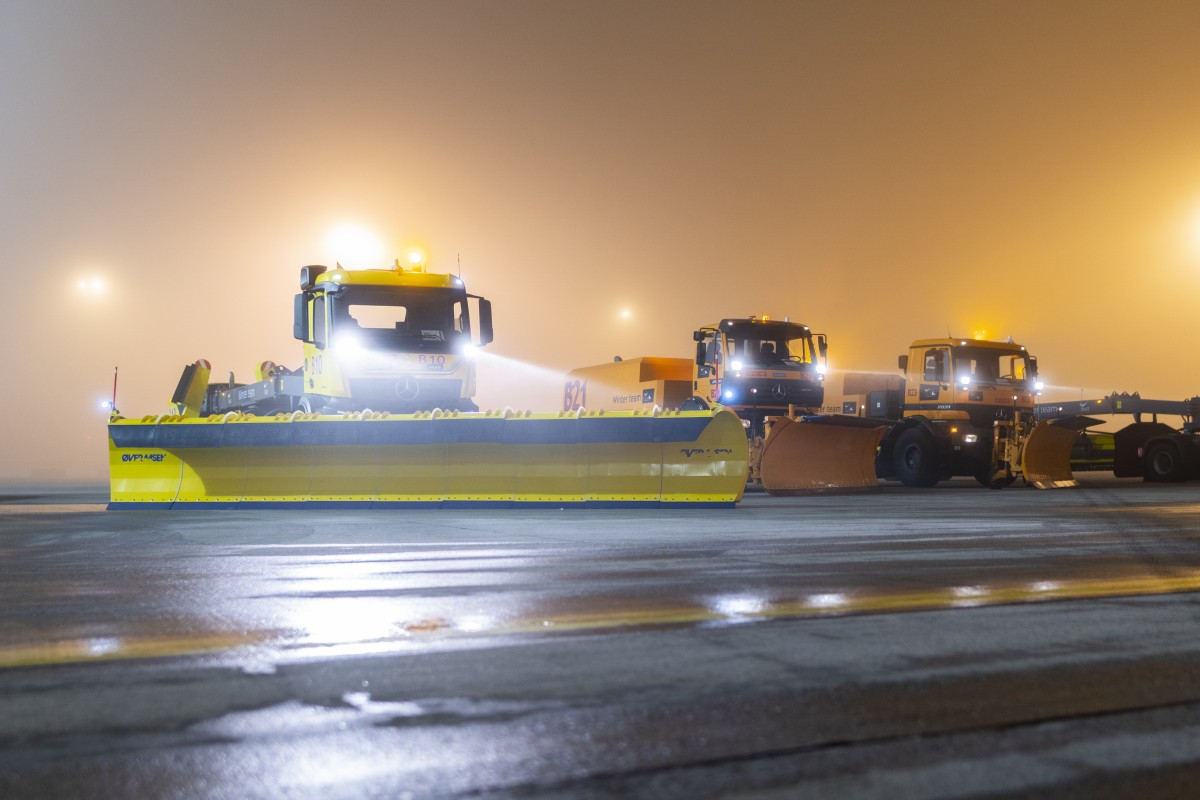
left=758, top=415, right=888, bottom=495
left=1021, top=416, right=1100, bottom=489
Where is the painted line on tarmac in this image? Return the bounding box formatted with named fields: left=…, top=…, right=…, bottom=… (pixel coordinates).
left=394, top=569, right=1200, bottom=639
left=0, top=504, right=107, bottom=514
left=0, top=632, right=271, bottom=669
left=8, top=572, right=1200, bottom=669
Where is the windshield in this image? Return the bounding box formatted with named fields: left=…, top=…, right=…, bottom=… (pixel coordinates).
left=952, top=346, right=1033, bottom=383
left=724, top=323, right=815, bottom=365
left=330, top=286, right=468, bottom=351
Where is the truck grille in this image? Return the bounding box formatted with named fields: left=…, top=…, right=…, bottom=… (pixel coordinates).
left=346, top=378, right=466, bottom=412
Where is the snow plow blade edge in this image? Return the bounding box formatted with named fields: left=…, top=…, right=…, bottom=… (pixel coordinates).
left=1022, top=416, right=1102, bottom=489
left=107, top=408, right=749, bottom=509
left=758, top=415, right=887, bottom=494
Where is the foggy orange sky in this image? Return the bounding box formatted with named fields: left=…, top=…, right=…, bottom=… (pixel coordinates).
left=3, top=0, right=1200, bottom=480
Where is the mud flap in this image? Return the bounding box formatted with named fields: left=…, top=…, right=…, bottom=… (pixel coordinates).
left=758, top=415, right=888, bottom=495
left=108, top=408, right=749, bottom=509
left=1021, top=416, right=1101, bottom=489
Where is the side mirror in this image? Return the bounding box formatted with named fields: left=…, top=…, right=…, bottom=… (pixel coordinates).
left=817, top=335, right=828, bottom=359
left=695, top=341, right=706, bottom=366
left=299, top=265, right=327, bottom=291
left=898, top=354, right=908, bottom=372
left=476, top=298, right=494, bottom=346
left=293, top=293, right=309, bottom=341
left=1029, top=355, right=1038, bottom=378
left=693, top=330, right=704, bottom=342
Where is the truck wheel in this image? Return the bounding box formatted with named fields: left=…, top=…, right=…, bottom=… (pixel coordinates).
left=298, top=395, right=329, bottom=414
left=1145, top=441, right=1185, bottom=482
left=893, top=428, right=940, bottom=488
left=680, top=396, right=710, bottom=411
left=976, top=467, right=1017, bottom=490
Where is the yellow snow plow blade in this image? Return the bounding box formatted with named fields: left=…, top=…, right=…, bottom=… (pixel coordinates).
left=108, top=407, right=748, bottom=509
left=758, top=415, right=888, bottom=494
left=1020, top=416, right=1100, bottom=489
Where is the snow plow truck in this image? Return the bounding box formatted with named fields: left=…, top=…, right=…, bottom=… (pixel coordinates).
left=106, top=261, right=749, bottom=509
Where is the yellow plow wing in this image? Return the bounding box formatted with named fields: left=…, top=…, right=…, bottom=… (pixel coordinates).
left=1020, top=416, right=1100, bottom=489
left=108, top=408, right=748, bottom=509
left=758, top=415, right=888, bottom=495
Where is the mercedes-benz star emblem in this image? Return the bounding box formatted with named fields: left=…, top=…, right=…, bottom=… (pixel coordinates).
left=396, top=377, right=420, bottom=401
left=770, top=384, right=787, bottom=400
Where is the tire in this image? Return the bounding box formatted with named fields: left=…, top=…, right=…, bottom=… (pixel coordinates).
left=892, top=428, right=941, bottom=488
left=680, top=396, right=710, bottom=411
left=976, top=467, right=1017, bottom=490
left=298, top=395, right=328, bottom=414
left=1144, top=441, right=1185, bottom=482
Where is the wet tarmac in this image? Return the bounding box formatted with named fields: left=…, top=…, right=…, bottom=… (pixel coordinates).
left=3, top=476, right=1200, bottom=797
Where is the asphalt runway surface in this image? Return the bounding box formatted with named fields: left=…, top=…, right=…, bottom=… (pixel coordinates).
left=3, top=476, right=1200, bottom=798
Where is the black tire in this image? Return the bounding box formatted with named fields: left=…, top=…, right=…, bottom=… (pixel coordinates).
left=680, top=396, right=710, bottom=411
left=976, top=467, right=1017, bottom=490
left=1144, top=441, right=1185, bottom=482
left=893, top=428, right=941, bottom=488
left=298, top=395, right=328, bottom=414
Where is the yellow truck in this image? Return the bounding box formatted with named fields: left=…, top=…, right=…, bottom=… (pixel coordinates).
left=171, top=261, right=494, bottom=416
left=107, top=261, right=751, bottom=509
left=824, top=337, right=1087, bottom=488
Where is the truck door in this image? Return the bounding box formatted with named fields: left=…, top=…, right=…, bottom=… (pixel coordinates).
left=920, top=347, right=949, bottom=402
left=695, top=333, right=722, bottom=403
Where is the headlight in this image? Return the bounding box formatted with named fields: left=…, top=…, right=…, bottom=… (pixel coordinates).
left=334, top=330, right=365, bottom=359
left=816, top=363, right=827, bottom=375
left=723, top=389, right=735, bottom=400
left=960, top=375, right=971, bottom=387
left=730, top=360, right=744, bottom=371
left=1034, top=380, right=1044, bottom=392
left=460, top=342, right=479, bottom=359
left=963, top=434, right=978, bottom=444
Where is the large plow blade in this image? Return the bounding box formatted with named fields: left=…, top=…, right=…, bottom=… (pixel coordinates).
left=758, top=415, right=887, bottom=495
left=108, top=407, right=749, bottom=509
left=1021, top=416, right=1101, bottom=489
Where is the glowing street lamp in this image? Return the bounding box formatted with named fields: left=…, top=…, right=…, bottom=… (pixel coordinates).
left=326, top=223, right=385, bottom=266
left=76, top=277, right=105, bottom=296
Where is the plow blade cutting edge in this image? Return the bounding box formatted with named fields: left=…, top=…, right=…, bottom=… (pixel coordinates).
left=108, top=408, right=748, bottom=509
left=1021, top=416, right=1102, bottom=489
left=758, top=415, right=888, bottom=494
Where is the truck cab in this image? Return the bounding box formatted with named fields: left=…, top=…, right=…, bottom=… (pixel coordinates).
left=294, top=263, right=493, bottom=413
left=883, top=337, right=1044, bottom=485
left=693, top=317, right=828, bottom=435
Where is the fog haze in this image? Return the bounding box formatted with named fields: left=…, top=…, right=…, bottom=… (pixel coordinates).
left=3, top=0, right=1199, bottom=480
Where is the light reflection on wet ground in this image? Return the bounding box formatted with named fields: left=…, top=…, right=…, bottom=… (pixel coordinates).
left=2, top=477, right=1199, bottom=671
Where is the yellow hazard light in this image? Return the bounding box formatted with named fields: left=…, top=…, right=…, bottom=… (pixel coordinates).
left=406, top=248, right=427, bottom=271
